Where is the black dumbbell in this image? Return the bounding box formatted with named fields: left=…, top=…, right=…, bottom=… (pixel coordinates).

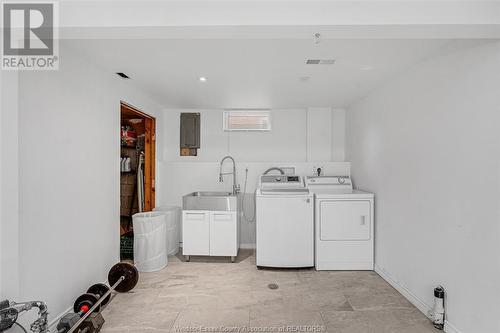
left=57, top=313, right=80, bottom=333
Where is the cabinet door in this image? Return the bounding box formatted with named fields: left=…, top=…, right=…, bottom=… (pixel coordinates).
left=182, top=211, right=210, bottom=255
left=320, top=200, right=371, bottom=241
left=209, top=212, right=237, bottom=256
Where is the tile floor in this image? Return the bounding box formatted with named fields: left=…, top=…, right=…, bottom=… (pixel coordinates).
left=101, top=250, right=437, bottom=333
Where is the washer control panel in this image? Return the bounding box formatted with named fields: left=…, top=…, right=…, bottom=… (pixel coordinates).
left=260, top=175, right=305, bottom=189
left=261, top=175, right=301, bottom=183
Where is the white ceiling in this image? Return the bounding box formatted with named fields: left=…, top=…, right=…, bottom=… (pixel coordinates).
left=65, top=39, right=482, bottom=109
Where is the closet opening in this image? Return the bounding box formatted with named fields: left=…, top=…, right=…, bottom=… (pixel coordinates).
left=120, top=101, right=156, bottom=261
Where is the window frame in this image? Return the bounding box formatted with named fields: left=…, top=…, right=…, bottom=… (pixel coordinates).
left=222, top=110, right=272, bottom=132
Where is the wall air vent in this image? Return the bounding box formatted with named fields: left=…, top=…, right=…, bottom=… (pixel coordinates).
left=306, top=59, right=335, bottom=65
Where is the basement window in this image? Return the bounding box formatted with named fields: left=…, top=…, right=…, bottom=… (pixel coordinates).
left=223, top=110, right=271, bottom=131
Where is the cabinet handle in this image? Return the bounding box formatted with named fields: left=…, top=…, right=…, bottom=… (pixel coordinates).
left=360, top=216, right=367, bottom=225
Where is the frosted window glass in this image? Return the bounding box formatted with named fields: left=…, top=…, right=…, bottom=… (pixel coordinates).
left=223, top=111, right=271, bottom=131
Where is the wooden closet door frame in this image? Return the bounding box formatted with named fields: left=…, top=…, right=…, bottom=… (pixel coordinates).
left=120, top=101, right=156, bottom=211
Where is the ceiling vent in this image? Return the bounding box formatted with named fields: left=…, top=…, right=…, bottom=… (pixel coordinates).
left=306, top=59, right=335, bottom=65
left=116, top=72, right=130, bottom=79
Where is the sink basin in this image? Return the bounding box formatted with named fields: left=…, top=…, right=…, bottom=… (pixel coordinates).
left=183, top=191, right=238, bottom=211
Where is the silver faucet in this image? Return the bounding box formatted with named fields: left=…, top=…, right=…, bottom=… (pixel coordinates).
left=219, top=155, right=240, bottom=195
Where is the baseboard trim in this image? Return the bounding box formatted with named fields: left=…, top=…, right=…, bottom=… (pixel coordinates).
left=374, top=264, right=432, bottom=318
left=443, top=320, right=462, bottom=333
left=374, top=264, right=461, bottom=333
left=239, top=243, right=255, bottom=249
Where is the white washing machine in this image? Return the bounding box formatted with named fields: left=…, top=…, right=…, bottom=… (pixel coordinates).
left=256, top=175, right=314, bottom=268
left=306, top=176, right=374, bottom=270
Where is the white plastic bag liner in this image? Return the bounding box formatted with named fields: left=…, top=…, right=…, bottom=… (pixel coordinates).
left=153, top=205, right=181, bottom=255
left=133, top=212, right=167, bottom=272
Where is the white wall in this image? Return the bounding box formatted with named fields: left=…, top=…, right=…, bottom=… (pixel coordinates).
left=331, top=109, right=346, bottom=162
left=161, top=108, right=345, bottom=163
left=346, top=41, right=500, bottom=333
left=13, top=43, right=162, bottom=325
left=158, top=108, right=348, bottom=246
left=0, top=70, right=20, bottom=299
left=307, top=108, right=332, bottom=162
left=0, top=70, right=3, bottom=296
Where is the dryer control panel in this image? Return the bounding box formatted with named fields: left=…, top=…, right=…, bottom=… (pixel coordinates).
left=306, top=176, right=353, bottom=190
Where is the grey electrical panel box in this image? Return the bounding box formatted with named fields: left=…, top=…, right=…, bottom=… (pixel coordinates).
left=180, top=113, right=200, bottom=149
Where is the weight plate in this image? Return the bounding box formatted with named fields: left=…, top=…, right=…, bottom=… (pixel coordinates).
left=74, top=293, right=99, bottom=313
left=107, top=262, right=139, bottom=293
left=87, top=283, right=111, bottom=307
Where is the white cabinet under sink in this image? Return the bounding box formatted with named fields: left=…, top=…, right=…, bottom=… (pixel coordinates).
left=182, top=210, right=239, bottom=261
left=182, top=211, right=210, bottom=255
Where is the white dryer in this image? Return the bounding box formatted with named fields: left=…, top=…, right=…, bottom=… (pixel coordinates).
left=306, top=176, right=374, bottom=270
left=256, top=175, right=314, bottom=268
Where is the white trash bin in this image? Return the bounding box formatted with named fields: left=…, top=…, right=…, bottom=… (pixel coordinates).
left=132, top=211, right=168, bottom=272
left=154, top=205, right=181, bottom=255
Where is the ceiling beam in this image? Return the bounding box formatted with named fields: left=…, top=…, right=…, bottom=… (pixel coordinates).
left=57, top=1, right=500, bottom=39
